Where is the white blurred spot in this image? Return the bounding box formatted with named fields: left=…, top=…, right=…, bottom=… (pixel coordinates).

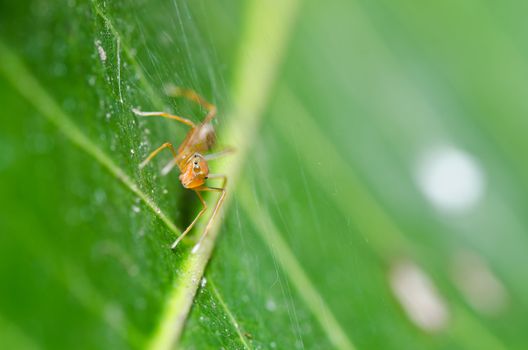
left=451, top=251, right=508, bottom=316
left=94, top=188, right=106, bottom=204
left=200, top=277, right=207, bottom=288
left=415, top=146, right=485, bottom=213
left=389, top=260, right=449, bottom=332
left=104, top=303, right=123, bottom=328
left=266, top=298, right=277, bottom=312
left=94, top=40, right=107, bottom=62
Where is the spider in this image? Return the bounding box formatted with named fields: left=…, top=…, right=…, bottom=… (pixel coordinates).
left=132, top=86, right=231, bottom=253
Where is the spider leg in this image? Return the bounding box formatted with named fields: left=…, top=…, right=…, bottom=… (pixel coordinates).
left=204, top=147, right=235, bottom=161
left=191, top=175, right=227, bottom=254
left=132, top=108, right=196, bottom=128
left=171, top=191, right=207, bottom=249
left=139, top=142, right=178, bottom=169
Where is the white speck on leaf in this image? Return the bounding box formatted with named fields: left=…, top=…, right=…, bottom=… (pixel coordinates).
left=116, top=37, right=124, bottom=103
left=95, top=40, right=107, bottom=62
left=191, top=242, right=201, bottom=254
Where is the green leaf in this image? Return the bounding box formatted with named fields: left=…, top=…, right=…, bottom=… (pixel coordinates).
left=1, top=0, right=528, bottom=349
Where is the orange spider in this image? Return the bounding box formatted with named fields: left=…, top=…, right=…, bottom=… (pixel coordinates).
left=132, top=87, right=231, bottom=253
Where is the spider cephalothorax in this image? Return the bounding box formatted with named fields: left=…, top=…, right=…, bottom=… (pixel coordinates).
left=179, top=153, right=209, bottom=189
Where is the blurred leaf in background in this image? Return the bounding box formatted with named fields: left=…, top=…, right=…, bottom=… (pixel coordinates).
left=1, top=0, right=528, bottom=349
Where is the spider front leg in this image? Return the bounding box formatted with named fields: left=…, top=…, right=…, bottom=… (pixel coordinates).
left=204, top=148, right=235, bottom=161
left=191, top=175, right=227, bottom=254
left=171, top=191, right=207, bottom=249
left=139, top=142, right=178, bottom=169
left=132, top=108, right=196, bottom=128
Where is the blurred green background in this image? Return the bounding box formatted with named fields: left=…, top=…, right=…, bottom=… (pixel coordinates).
left=1, top=0, right=527, bottom=349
